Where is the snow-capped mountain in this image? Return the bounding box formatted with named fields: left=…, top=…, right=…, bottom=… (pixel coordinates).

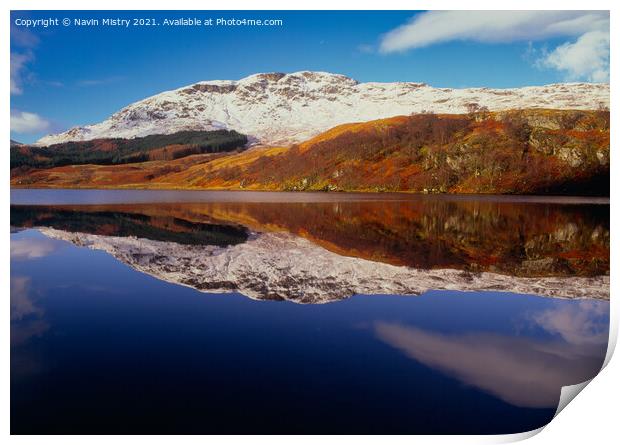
left=38, top=227, right=609, bottom=303
left=37, top=71, right=610, bottom=147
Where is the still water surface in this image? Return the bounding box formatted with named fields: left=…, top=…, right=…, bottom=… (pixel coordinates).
left=10, top=190, right=609, bottom=434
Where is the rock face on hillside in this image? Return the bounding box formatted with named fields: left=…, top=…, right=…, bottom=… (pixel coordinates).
left=36, top=71, right=609, bottom=146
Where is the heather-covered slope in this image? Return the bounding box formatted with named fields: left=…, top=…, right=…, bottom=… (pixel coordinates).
left=191, top=109, right=609, bottom=194
left=12, top=109, right=609, bottom=195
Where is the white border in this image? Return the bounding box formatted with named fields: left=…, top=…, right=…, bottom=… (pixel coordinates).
left=4, top=1, right=617, bottom=443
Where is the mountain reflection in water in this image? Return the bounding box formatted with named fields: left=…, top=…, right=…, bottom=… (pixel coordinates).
left=10, top=192, right=610, bottom=434
left=10, top=196, right=609, bottom=302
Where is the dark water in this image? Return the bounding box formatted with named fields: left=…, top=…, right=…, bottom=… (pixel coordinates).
left=10, top=190, right=610, bottom=434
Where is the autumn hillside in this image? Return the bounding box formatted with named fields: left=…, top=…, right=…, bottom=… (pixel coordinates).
left=10, top=200, right=609, bottom=278
left=11, top=109, right=610, bottom=195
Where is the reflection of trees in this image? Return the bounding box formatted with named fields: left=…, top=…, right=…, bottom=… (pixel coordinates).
left=11, top=200, right=609, bottom=278
left=11, top=206, right=248, bottom=247
left=138, top=200, right=607, bottom=277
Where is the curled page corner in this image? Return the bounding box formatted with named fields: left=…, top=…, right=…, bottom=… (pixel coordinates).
left=501, top=380, right=596, bottom=444
left=499, top=425, right=546, bottom=443
left=550, top=327, right=617, bottom=424
left=603, top=316, right=617, bottom=369
left=554, top=379, right=593, bottom=418
left=495, top=377, right=597, bottom=444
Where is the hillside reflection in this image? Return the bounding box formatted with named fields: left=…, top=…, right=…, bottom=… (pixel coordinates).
left=11, top=198, right=609, bottom=278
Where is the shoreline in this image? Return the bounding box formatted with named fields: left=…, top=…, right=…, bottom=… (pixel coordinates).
left=10, top=187, right=611, bottom=205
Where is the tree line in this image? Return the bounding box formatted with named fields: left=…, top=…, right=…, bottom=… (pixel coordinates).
left=11, top=130, right=248, bottom=170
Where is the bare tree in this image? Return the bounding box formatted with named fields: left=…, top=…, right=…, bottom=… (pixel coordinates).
left=465, top=102, right=481, bottom=115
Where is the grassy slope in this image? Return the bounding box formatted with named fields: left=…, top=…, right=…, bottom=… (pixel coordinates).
left=11, top=109, right=610, bottom=195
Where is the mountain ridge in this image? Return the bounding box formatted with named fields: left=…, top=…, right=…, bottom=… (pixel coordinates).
left=36, top=71, right=610, bottom=147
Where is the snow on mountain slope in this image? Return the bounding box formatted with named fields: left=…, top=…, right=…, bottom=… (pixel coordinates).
left=36, top=71, right=610, bottom=147
left=38, top=227, right=609, bottom=303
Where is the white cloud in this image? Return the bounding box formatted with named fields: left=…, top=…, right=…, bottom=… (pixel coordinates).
left=380, top=11, right=608, bottom=51
left=11, top=26, right=39, bottom=95
left=11, top=238, right=60, bottom=260
left=378, top=11, right=609, bottom=82
left=530, top=300, right=609, bottom=346
left=11, top=26, right=39, bottom=48
left=375, top=320, right=606, bottom=408
left=10, top=276, right=41, bottom=320
left=11, top=276, right=50, bottom=348
left=11, top=110, right=51, bottom=134
left=539, top=30, right=609, bottom=82
left=10, top=52, right=31, bottom=95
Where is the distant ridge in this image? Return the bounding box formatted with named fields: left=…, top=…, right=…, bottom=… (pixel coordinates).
left=37, top=71, right=609, bottom=146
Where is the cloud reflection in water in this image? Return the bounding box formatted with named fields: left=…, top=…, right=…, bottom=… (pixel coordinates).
left=375, top=302, right=608, bottom=408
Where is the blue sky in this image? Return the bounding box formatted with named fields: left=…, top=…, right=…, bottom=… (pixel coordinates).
left=10, top=10, right=610, bottom=143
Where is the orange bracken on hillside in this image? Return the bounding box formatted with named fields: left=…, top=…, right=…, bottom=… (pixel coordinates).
left=11, top=109, right=610, bottom=196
